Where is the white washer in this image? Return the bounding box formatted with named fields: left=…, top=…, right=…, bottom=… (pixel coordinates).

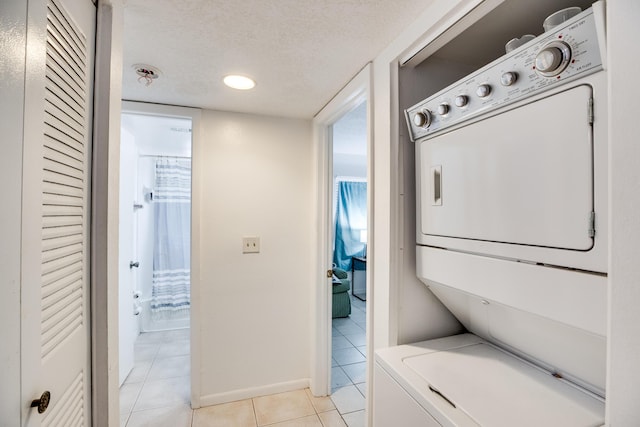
left=374, top=334, right=605, bottom=427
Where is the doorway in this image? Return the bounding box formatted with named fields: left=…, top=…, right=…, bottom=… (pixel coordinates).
left=118, top=108, right=194, bottom=425
left=312, top=64, right=372, bottom=425
left=330, top=100, right=368, bottom=421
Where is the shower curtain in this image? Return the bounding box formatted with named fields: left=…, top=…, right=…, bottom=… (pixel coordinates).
left=151, top=158, right=191, bottom=317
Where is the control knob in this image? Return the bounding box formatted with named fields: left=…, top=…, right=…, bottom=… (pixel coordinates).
left=535, top=41, right=571, bottom=77
left=454, top=95, right=468, bottom=107
left=500, top=72, right=517, bottom=86
left=437, top=103, right=450, bottom=116
left=413, top=109, right=432, bottom=128
left=476, top=84, right=491, bottom=98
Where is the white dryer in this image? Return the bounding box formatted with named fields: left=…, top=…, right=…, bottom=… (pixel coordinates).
left=375, top=3, right=607, bottom=426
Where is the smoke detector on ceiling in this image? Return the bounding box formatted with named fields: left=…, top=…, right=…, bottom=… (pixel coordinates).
left=133, top=64, right=161, bottom=86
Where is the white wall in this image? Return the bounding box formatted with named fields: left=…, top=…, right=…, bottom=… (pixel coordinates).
left=195, top=110, right=313, bottom=404
left=334, top=154, right=366, bottom=179
left=333, top=101, right=367, bottom=179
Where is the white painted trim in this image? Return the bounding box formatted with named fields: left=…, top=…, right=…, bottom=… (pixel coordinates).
left=310, top=64, right=372, bottom=411
left=92, top=2, right=123, bottom=425
left=399, top=0, right=503, bottom=67
left=188, top=110, right=203, bottom=409
left=120, top=101, right=203, bottom=408
left=309, top=119, right=332, bottom=397
left=606, top=0, right=640, bottom=423
left=198, top=379, right=310, bottom=407
left=363, top=70, right=374, bottom=427
left=121, top=101, right=200, bottom=120
left=0, top=1, right=27, bottom=424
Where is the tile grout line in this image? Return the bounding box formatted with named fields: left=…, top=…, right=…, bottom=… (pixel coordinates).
left=331, top=299, right=367, bottom=426
left=250, top=397, right=256, bottom=426
left=124, top=333, right=156, bottom=426
left=129, top=339, right=159, bottom=416
left=127, top=330, right=192, bottom=421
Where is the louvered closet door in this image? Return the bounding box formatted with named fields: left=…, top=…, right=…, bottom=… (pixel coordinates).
left=22, top=0, right=95, bottom=425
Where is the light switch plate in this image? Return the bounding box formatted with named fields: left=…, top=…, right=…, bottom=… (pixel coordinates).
left=242, top=236, right=260, bottom=253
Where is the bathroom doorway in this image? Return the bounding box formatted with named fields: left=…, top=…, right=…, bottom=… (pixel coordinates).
left=118, top=107, right=194, bottom=425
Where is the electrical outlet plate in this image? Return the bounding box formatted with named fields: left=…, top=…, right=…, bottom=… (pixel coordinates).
left=242, top=236, right=260, bottom=254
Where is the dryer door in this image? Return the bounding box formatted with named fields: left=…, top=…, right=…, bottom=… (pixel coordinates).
left=417, top=84, right=594, bottom=252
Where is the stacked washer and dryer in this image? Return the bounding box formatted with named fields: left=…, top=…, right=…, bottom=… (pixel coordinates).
left=374, top=2, right=608, bottom=426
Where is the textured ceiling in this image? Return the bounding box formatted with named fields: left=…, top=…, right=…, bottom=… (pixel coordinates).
left=121, top=0, right=435, bottom=118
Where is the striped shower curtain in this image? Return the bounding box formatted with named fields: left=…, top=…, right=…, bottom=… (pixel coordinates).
left=151, top=158, right=191, bottom=316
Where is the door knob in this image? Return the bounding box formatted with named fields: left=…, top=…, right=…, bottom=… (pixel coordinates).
left=129, top=261, right=140, bottom=269
left=31, top=390, right=51, bottom=414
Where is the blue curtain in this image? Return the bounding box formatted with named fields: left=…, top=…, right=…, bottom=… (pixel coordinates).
left=333, top=180, right=367, bottom=270
left=151, top=158, right=191, bottom=315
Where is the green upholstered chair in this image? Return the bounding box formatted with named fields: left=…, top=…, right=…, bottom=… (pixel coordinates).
left=332, top=267, right=352, bottom=318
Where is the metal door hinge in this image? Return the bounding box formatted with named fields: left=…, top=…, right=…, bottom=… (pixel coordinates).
left=589, top=211, right=596, bottom=237
left=326, top=269, right=333, bottom=278
left=588, top=97, right=594, bottom=124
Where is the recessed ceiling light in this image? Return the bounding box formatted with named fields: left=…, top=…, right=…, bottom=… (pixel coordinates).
left=223, top=75, right=256, bottom=90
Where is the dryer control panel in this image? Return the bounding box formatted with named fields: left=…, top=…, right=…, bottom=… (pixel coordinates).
left=405, top=7, right=604, bottom=142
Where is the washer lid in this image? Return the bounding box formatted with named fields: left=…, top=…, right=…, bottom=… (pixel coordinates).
left=403, top=342, right=604, bottom=427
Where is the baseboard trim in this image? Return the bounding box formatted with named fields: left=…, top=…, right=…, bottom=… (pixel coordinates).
left=197, top=378, right=311, bottom=407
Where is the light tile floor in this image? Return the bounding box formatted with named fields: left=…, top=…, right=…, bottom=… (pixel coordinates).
left=120, top=294, right=367, bottom=427
left=330, top=294, right=367, bottom=426
left=120, top=328, right=192, bottom=426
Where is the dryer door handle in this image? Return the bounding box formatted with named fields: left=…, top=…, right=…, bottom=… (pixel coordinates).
left=432, top=165, right=442, bottom=206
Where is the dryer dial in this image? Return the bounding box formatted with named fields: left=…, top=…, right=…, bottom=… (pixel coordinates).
left=454, top=95, right=469, bottom=107
left=413, top=110, right=432, bottom=128
left=476, top=84, right=491, bottom=98
left=535, top=41, right=571, bottom=77
left=437, top=103, right=450, bottom=116
left=501, top=72, right=517, bottom=86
